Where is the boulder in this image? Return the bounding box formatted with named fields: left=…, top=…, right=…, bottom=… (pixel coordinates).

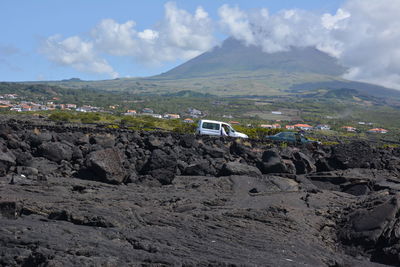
left=141, top=149, right=177, bottom=185
left=86, top=148, right=126, bottom=184
left=0, top=150, right=16, bottom=176
left=293, top=152, right=316, bottom=174
left=340, top=195, right=400, bottom=265
left=219, top=162, right=262, bottom=177
left=28, top=157, right=59, bottom=175
left=258, top=150, right=288, bottom=174
left=89, top=135, right=115, bottom=148
left=15, top=152, right=33, bottom=166
left=203, top=145, right=225, bottom=158
left=179, top=134, right=196, bottom=148
left=265, top=176, right=300, bottom=192
left=329, top=141, right=380, bottom=170
left=145, top=136, right=164, bottom=150
left=183, top=160, right=214, bottom=176
left=27, top=132, right=52, bottom=148
left=38, top=142, right=73, bottom=163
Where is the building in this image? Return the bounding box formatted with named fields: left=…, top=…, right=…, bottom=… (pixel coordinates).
left=285, top=125, right=295, bottom=130
left=21, top=104, right=32, bottom=112
left=124, top=110, right=137, bottom=116
left=260, top=124, right=281, bottom=129
left=315, top=124, right=330, bottom=130
left=10, top=107, right=22, bottom=112
left=293, top=124, right=313, bottom=131
left=367, top=128, right=388, bottom=134
left=260, top=124, right=273, bottom=129
left=4, top=94, right=17, bottom=99
left=342, top=126, right=357, bottom=132
left=188, top=108, right=202, bottom=118
left=164, top=114, right=180, bottom=119
left=183, top=118, right=194, bottom=123
left=271, top=111, right=282, bottom=115
left=149, top=114, right=162, bottom=119
left=228, top=121, right=240, bottom=125
left=66, top=104, right=77, bottom=109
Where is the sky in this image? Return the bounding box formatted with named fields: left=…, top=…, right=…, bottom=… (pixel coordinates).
left=1, top=0, right=400, bottom=90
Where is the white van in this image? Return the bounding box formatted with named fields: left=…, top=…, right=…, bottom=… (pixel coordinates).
left=196, top=120, right=248, bottom=138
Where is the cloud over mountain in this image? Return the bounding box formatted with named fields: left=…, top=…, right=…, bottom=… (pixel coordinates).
left=218, top=0, right=400, bottom=89
left=41, top=0, right=400, bottom=89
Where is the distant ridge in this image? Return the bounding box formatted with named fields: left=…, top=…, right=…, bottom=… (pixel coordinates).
left=158, top=38, right=347, bottom=79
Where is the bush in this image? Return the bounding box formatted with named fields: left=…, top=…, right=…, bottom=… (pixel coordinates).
left=120, top=116, right=157, bottom=130
left=172, top=123, right=196, bottom=134
left=78, top=113, right=101, bottom=124
left=233, top=126, right=283, bottom=139
left=48, top=112, right=73, bottom=122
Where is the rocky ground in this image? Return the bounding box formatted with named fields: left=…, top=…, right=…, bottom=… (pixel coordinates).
left=1, top=118, right=400, bottom=266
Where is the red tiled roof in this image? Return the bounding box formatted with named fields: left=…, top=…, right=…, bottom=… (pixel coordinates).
left=293, top=124, right=312, bottom=127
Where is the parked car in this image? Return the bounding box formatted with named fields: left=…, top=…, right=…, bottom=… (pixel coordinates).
left=196, top=120, right=248, bottom=138
left=266, top=131, right=320, bottom=144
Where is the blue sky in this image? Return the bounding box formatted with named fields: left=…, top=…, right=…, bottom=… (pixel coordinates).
left=0, top=0, right=344, bottom=82
left=2, top=0, right=400, bottom=90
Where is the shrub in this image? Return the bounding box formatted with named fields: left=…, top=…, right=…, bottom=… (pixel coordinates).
left=233, top=126, right=284, bottom=139
left=79, top=113, right=101, bottom=124
left=48, top=112, right=72, bottom=122
left=172, top=123, right=196, bottom=134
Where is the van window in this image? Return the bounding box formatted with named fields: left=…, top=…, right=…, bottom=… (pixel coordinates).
left=202, top=122, right=220, bottom=130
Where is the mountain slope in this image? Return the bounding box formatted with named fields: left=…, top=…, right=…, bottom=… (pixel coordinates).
left=158, top=38, right=347, bottom=79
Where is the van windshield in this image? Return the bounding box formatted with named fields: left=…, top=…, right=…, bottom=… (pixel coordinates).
left=202, top=122, right=220, bottom=130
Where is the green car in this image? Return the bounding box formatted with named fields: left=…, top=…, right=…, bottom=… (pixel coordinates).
left=266, top=132, right=320, bottom=144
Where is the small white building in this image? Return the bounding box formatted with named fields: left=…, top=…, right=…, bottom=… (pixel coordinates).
left=315, top=124, right=331, bottom=130
left=163, top=114, right=180, bottom=119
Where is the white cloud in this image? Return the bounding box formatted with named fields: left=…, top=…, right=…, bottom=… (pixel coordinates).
left=332, top=0, right=400, bottom=89
left=218, top=0, right=400, bottom=89
left=91, top=19, right=138, bottom=57
left=219, top=5, right=338, bottom=54
left=41, top=35, right=118, bottom=78
left=42, top=2, right=216, bottom=75
left=90, top=2, right=215, bottom=65
left=138, top=29, right=159, bottom=42
left=321, top=9, right=350, bottom=31
left=218, top=5, right=255, bottom=46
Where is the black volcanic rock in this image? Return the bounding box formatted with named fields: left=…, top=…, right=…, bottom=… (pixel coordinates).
left=258, top=149, right=288, bottom=174
left=85, top=148, right=126, bottom=184
left=0, top=149, right=16, bottom=176
left=141, top=149, right=177, bottom=185
left=220, top=162, right=262, bottom=177
left=38, top=142, right=73, bottom=163
left=1, top=118, right=400, bottom=266
left=340, top=194, right=400, bottom=265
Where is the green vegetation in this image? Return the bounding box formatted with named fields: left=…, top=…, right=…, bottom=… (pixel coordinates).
left=233, top=126, right=283, bottom=139
left=49, top=112, right=101, bottom=124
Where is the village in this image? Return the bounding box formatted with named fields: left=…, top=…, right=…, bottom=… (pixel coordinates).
left=0, top=93, right=389, bottom=134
